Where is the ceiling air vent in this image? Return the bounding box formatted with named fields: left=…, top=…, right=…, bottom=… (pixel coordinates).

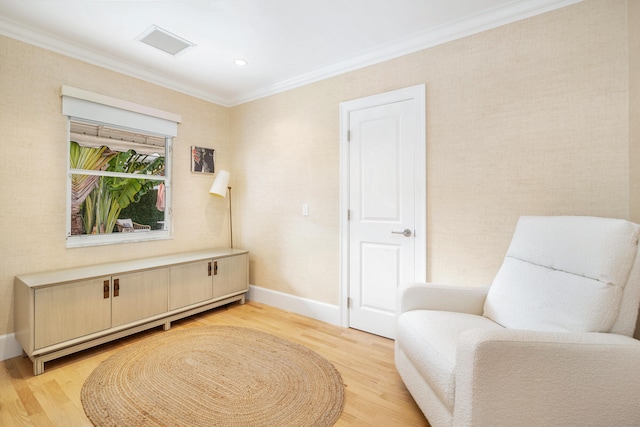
left=136, top=25, right=195, bottom=56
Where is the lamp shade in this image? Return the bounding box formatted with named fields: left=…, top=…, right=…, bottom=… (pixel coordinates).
left=209, top=170, right=230, bottom=198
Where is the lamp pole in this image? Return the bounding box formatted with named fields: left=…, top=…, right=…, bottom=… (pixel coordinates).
left=227, top=186, right=233, bottom=248
left=209, top=170, right=233, bottom=249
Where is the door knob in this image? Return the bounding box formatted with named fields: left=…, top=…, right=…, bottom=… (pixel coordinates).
left=391, top=229, right=412, bottom=237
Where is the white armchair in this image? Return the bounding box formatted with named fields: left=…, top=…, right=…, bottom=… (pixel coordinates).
left=395, top=216, right=640, bottom=427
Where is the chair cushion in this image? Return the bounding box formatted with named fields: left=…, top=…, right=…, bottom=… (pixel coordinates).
left=116, top=218, right=133, bottom=228
left=484, top=216, right=640, bottom=332
left=396, top=310, right=503, bottom=410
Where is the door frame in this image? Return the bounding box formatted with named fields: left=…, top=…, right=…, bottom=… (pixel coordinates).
left=339, top=84, right=427, bottom=329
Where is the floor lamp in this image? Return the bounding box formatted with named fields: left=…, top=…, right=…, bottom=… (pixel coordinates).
left=209, top=170, right=233, bottom=248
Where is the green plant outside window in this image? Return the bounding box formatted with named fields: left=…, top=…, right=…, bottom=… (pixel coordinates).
left=69, top=121, right=167, bottom=237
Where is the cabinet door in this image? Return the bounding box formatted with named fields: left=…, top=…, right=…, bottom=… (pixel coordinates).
left=213, top=254, right=248, bottom=298
left=112, top=268, right=169, bottom=327
left=169, top=260, right=213, bottom=310
left=34, top=277, right=111, bottom=349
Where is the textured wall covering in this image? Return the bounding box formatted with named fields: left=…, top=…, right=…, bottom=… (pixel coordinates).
left=630, top=0, right=640, bottom=223
left=231, top=0, right=634, bottom=304
left=0, top=37, right=231, bottom=336
left=0, top=0, right=636, bottom=337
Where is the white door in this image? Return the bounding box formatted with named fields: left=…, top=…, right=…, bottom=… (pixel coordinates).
left=340, top=85, right=426, bottom=339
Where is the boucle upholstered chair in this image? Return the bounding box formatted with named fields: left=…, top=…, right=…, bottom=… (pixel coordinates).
left=395, top=216, right=640, bottom=427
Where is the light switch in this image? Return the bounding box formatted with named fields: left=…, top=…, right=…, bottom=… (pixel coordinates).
left=302, top=204, right=309, bottom=216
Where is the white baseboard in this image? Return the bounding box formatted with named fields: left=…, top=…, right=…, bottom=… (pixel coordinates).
left=0, top=286, right=342, bottom=362
left=1, top=333, right=22, bottom=361
left=247, top=285, right=343, bottom=326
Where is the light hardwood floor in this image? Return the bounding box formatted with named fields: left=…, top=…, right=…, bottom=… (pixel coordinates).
left=0, top=301, right=429, bottom=426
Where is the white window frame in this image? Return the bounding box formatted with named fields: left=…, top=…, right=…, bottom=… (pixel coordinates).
left=62, top=86, right=181, bottom=248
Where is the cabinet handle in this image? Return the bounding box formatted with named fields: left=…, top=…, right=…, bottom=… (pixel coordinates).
left=103, top=280, right=109, bottom=299
left=114, top=278, right=120, bottom=297
left=208, top=262, right=212, bottom=277
left=214, top=261, right=218, bottom=276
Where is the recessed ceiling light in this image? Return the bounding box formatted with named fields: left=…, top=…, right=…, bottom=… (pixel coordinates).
left=234, top=58, right=248, bottom=67
left=136, top=25, right=195, bottom=56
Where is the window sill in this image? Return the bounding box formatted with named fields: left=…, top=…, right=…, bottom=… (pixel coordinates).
left=66, top=230, right=172, bottom=248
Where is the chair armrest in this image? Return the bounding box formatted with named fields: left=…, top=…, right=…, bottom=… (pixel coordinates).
left=453, top=329, right=640, bottom=427
left=397, top=283, right=489, bottom=315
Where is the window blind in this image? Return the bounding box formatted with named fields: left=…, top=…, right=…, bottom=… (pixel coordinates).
left=61, top=85, right=181, bottom=137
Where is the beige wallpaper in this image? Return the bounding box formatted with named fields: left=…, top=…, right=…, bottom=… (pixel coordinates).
left=0, top=37, right=231, bottom=336
left=629, top=0, right=640, bottom=223
left=231, top=0, right=633, bottom=304
left=0, top=0, right=636, bottom=337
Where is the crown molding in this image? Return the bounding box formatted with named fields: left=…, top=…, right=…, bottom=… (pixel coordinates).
left=0, top=16, right=229, bottom=106
left=0, top=0, right=581, bottom=107
left=228, top=0, right=582, bottom=106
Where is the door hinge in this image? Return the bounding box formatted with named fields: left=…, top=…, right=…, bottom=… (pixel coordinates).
left=347, top=130, right=351, bottom=142
left=347, top=209, right=351, bottom=220
left=347, top=297, right=352, bottom=308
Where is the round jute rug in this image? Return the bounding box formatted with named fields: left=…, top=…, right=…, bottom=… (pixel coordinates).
left=81, top=325, right=345, bottom=426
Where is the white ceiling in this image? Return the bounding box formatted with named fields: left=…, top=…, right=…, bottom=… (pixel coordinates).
left=0, top=0, right=579, bottom=106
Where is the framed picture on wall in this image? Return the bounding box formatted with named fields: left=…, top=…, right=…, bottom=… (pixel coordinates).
left=191, top=146, right=215, bottom=174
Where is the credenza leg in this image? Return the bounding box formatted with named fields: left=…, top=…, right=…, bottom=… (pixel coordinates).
left=33, top=358, right=44, bottom=376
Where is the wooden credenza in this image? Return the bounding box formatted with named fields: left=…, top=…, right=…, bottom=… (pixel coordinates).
left=14, top=249, right=249, bottom=375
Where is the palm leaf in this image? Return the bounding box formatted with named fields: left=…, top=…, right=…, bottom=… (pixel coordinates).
left=85, top=151, right=163, bottom=234
left=69, top=141, right=116, bottom=235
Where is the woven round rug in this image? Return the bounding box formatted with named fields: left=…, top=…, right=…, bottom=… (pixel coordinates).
left=81, top=325, right=345, bottom=426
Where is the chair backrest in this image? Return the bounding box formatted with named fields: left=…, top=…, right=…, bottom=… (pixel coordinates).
left=483, top=216, right=640, bottom=336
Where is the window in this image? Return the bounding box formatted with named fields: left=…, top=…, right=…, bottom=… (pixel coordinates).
left=62, top=86, right=180, bottom=247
